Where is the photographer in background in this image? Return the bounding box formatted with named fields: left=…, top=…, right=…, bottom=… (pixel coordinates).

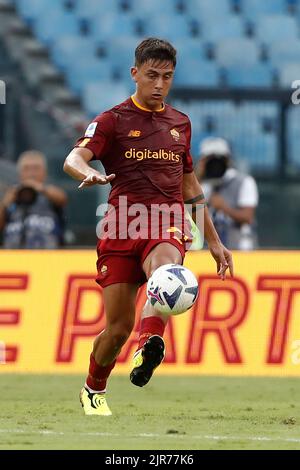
left=0, top=150, right=67, bottom=248
left=195, top=137, right=258, bottom=250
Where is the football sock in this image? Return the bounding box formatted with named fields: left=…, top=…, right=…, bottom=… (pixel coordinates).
left=86, top=354, right=116, bottom=392
left=138, top=316, right=166, bottom=350
left=84, top=383, right=106, bottom=394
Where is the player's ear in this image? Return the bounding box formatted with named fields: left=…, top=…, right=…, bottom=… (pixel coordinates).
left=131, top=66, right=138, bottom=82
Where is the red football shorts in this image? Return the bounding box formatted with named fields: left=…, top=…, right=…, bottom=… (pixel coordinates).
left=96, top=236, right=186, bottom=288
left=95, top=204, right=192, bottom=288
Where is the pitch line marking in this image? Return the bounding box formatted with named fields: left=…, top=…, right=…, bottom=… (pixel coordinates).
left=1, top=429, right=300, bottom=444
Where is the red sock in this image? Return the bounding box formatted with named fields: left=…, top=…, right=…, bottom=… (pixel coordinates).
left=86, top=354, right=116, bottom=392
left=138, top=316, right=166, bottom=350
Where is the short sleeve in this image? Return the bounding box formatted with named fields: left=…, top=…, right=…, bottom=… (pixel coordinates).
left=74, top=111, right=115, bottom=160
left=238, top=176, right=259, bottom=207
left=183, top=119, right=194, bottom=173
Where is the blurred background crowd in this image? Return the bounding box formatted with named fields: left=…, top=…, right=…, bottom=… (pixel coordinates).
left=0, top=0, right=299, bottom=248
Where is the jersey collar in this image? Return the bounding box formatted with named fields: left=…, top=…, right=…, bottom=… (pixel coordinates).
left=131, top=95, right=165, bottom=113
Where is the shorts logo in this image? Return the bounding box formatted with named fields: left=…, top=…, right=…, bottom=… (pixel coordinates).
left=85, top=122, right=98, bottom=137
left=170, top=128, right=180, bottom=142
left=100, top=265, right=108, bottom=274
left=128, top=130, right=141, bottom=137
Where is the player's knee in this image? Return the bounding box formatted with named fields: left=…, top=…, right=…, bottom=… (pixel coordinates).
left=145, top=246, right=182, bottom=278
left=110, top=321, right=134, bottom=347
left=149, top=257, right=180, bottom=277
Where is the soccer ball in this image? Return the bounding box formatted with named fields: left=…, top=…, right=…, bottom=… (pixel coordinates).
left=146, top=264, right=199, bottom=315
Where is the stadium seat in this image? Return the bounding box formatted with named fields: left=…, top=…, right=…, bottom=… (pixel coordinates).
left=13, top=0, right=300, bottom=151
left=170, top=99, right=207, bottom=127
left=187, top=0, right=231, bottom=18
left=269, top=39, right=300, bottom=66
left=129, top=0, right=181, bottom=15
left=151, top=99, right=279, bottom=170
left=216, top=38, right=259, bottom=66
left=278, top=62, right=300, bottom=87
left=105, top=36, right=139, bottom=81
left=106, top=36, right=139, bottom=64
left=215, top=107, right=262, bottom=140
left=236, top=103, right=279, bottom=138
left=255, top=14, right=299, bottom=45
left=289, top=133, right=300, bottom=168
left=171, top=38, right=206, bottom=62
left=15, top=0, right=64, bottom=25
left=33, top=10, right=80, bottom=46
left=90, top=13, right=141, bottom=41
left=233, top=131, right=278, bottom=170
left=143, top=15, right=192, bottom=39
left=225, top=64, right=274, bottom=87
left=51, top=36, right=96, bottom=70
left=174, top=60, right=220, bottom=87
left=75, top=0, right=121, bottom=18
left=208, top=103, right=279, bottom=163
left=288, top=107, right=300, bottom=167
left=178, top=100, right=238, bottom=136
left=66, top=59, right=113, bottom=95
left=201, top=15, right=245, bottom=43
left=83, top=81, right=131, bottom=116
left=242, top=0, right=287, bottom=20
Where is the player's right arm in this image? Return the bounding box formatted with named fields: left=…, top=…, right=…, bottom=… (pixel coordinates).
left=63, top=111, right=116, bottom=189
left=63, top=147, right=115, bottom=189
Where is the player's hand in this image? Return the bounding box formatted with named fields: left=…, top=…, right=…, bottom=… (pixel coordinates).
left=208, top=241, right=234, bottom=280
left=78, top=172, right=115, bottom=189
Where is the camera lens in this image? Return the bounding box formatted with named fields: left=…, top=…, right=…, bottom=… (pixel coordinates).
left=204, top=155, right=228, bottom=179
left=16, top=186, right=38, bottom=206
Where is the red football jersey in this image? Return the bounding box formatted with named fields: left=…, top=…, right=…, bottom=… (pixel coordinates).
left=75, top=96, right=193, bottom=207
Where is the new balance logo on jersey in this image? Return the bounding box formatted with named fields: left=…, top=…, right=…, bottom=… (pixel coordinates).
left=128, top=130, right=141, bottom=137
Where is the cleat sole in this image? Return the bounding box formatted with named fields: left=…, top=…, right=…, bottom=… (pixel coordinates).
left=130, top=336, right=165, bottom=387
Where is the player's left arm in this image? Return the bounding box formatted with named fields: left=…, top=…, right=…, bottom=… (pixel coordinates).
left=182, top=170, right=234, bottom=279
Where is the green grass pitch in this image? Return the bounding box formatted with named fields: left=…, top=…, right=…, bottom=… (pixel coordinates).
left=0, top=374, right=300, bottom=450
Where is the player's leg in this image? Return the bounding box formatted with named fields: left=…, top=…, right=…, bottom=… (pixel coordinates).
left=138, top=241, right=182, bottom=348
left=80, top=282, right=139, bottom=415
left=130, top=242, right=182, bottom=387
left=92, top=283, right=139, bottom=366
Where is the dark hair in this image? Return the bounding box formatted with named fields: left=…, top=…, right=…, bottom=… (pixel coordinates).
left=135, top=38, right=177, bottom=67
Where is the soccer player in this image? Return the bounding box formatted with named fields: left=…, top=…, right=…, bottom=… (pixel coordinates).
left=63, top=38, right=233, bottom=416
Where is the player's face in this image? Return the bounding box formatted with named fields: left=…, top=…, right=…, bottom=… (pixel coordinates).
left=131, top=60, right=174, bottom=110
